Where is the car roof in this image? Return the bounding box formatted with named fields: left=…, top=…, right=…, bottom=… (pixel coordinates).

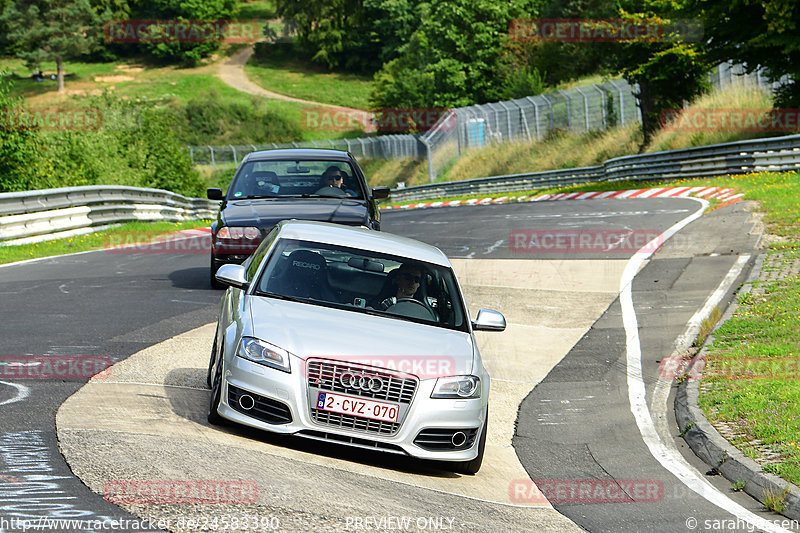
left=244, top=148, right=352, bottom=162
left=275, top=220, right=452, bottom=267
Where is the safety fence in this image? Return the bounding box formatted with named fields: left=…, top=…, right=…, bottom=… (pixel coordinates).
left=0, top=186, right=219, bottom=245
left=190, top=63, right=780, bottom=182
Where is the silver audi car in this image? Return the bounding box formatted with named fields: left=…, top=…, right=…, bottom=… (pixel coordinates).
left=207, top=220, right=506, bottom=474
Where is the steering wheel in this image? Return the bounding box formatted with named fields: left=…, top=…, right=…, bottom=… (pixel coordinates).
left=392, top=298, right=437, bottom=320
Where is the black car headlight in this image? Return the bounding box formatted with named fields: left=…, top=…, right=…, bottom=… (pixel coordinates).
left=238, top=337, right=291, bottom=373
left=431, top=376, right=481, bottom=399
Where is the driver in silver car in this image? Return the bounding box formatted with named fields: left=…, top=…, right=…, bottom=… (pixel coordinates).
left=379, top=263, right=423, bottom=310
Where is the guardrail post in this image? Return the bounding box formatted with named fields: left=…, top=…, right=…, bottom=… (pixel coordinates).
left=575, top=87, right=590, bottom=132
left=420, top=136, right=435, bottom=183
left=208, top=145, right=215, bottom=168
left=514, top=101, right=531, bottom=142
left=558, top=90, right=572, bottom=131
left=230, top=145, right=238, bottom=167
left=499, top=101, right=513, bottom=140
left=592, top=84, right=607, bottom=130
left=526, top=96, right=542, bottom=140
left=610, top=80, right=626, bottom=126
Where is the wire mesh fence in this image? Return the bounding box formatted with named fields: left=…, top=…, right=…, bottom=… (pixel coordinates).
left=188, top=135, right=425, bottom=167
left=189, top=63, right=784, bottom=182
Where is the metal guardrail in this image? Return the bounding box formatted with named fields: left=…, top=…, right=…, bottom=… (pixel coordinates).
left=3, top=133, right=799, bottom=244
left=0, top=186, right=219, bottom=245
left=388, top=134, right=800, bottom=203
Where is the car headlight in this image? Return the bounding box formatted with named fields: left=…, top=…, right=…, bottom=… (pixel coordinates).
left=238, top=337, right=291, bottom=373
left=431, top=375, right=481, bottom=399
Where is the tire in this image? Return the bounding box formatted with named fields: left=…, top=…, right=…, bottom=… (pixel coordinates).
left=210, top=255, right=225, bottom=290
left=207, top=354, right=226, bottom=426
left=206, top=333, right=218, bottom=388
left=453, top=406, right=488, bottom=475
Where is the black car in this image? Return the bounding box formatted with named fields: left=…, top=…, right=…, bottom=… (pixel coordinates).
left=207, top=149, right=389, bottom=288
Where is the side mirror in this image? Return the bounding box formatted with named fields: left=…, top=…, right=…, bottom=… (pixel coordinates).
left=207, top=188, right=224, bottom=201
left=215, top=264, right=249, bottom=290
left=372, top=186, right=390, bottom=200
left=472, top=309, right=506, bottom=332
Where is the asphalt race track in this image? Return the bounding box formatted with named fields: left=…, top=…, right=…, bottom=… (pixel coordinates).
left=1, top=198, right=795, bottom=533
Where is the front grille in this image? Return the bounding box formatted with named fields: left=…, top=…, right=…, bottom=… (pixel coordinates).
left=414, top=428, right=478, bottom=451
left=297, top=430, right=407, bottom=455
left=228, top=384, right=292, bottom=424
left=306, top=359, right=417, bottom=404
left=310, top=408, right=400, bottom=435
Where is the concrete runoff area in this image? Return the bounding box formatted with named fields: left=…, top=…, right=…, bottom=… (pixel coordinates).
left=57, top=258, right=630, bottom=531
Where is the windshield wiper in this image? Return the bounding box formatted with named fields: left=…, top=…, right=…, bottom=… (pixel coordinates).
left=253, top=291, right=307, bottom=303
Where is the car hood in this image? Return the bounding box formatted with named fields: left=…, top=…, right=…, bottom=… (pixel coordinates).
left=247, top=297, right=475, bottom=378
left=222, top=198, right=367, bottom=227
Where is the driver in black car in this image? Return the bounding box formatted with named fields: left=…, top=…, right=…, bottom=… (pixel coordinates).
left=379, top=263, right=423, bottom=310
left=318, top=166, right=357, bottom=197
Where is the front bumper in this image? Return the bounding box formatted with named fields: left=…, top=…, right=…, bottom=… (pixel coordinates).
left=216, top=356, right=487, bottom=461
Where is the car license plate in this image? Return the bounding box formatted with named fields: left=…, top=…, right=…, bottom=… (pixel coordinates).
left=316, top=392, right=399, bottom=423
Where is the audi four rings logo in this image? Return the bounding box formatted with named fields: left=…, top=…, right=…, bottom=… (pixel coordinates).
left=340, top=372, right=384, bottom=393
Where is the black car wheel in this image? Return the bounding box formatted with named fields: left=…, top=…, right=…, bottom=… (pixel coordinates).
left=207, top=353, right=226, bottom=426
left=210, top=255, right=225, bottom=290
left=206, top=333, right=218, bottom=388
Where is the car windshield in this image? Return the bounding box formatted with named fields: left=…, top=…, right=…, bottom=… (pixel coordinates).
left=228, top=159, right=364, bottom=200
left=253, top=239, right=469, bottom=332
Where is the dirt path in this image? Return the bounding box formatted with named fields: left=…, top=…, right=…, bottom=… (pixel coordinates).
left=217, top=46, right=375, bottom=132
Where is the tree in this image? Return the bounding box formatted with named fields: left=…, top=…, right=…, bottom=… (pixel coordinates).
left=134, top=0, right=239, bottom=66
left=603, top=7, right=711, bottom=146
left=370, top=0, right=542, bottom=109
left=684, top=0, right=800, bottom=107
left=0, top=0, right=108, bottom=92
left=275, top=0, right=421, bottom=72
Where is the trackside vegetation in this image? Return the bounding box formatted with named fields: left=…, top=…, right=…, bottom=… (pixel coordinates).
left=0, top=220, right=212, bottom=265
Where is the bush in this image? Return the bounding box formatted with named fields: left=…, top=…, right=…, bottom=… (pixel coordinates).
left=0, top=72, right=53, bottom=192
left=0, top=88, right=205, bottom=197
left=173, top=89, right=303, bottom=145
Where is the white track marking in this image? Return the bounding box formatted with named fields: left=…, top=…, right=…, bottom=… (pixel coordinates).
left=0, top=381, right=30, bottom=406
left=651, top=254, right=751, bottom=453
left=621, top=198, right=790, bottom=533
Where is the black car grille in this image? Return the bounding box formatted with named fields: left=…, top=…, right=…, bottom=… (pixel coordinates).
left=306, top=359, right=417, bottom=404
left=310, top=408, right=400, bottom=435
left=297, top=430, right=407, bottom=454
left=228, top=384, right=292, bottom=424
left=413, top=428, right=478, bottom=451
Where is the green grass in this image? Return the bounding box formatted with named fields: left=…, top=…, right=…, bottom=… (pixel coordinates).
left=0, top=220, right=212, bottom=265
left=245, top=44, right=373, bottom=110
left=0, top=55, right=363, bottom=143
left=236, top=0, right=277, bottom=20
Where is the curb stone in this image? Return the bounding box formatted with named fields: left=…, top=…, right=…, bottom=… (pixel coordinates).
left=674, top=252, right=800, bottom=521
left=380, top=186, right=744, bottom=211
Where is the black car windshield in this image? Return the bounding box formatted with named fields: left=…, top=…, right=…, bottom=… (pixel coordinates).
left=254, top=239, right=469, bottom=332
left=229, top=160, right=364, bottom=200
